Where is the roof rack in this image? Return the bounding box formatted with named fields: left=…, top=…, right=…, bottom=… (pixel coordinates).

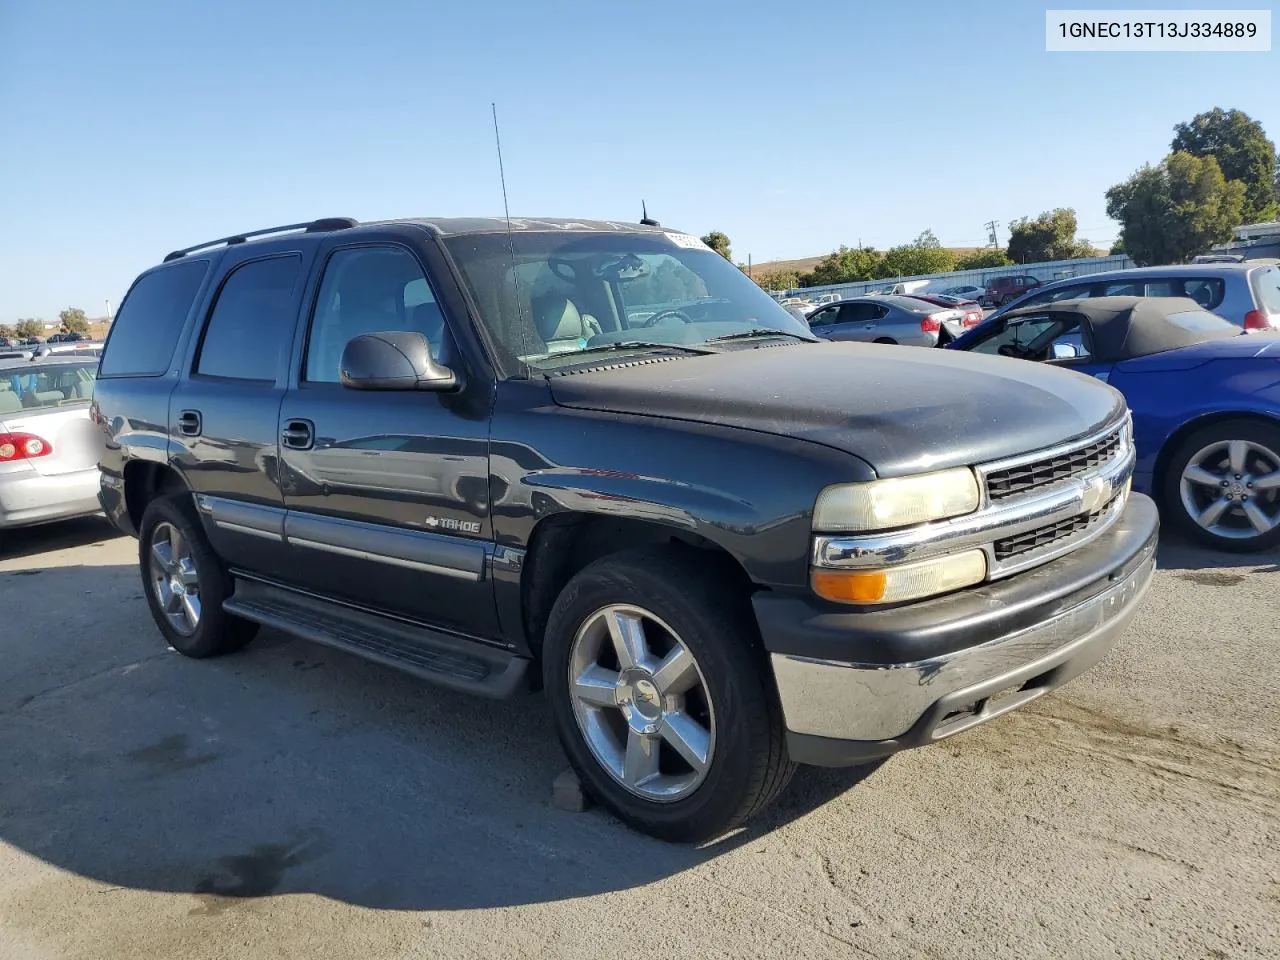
left=162, top=217, right=359, bottom=262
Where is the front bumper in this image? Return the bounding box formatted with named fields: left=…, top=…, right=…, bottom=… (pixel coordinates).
left=0, top=466, right=103, bottom=529
left=759, top=493, right=1159, bottom=766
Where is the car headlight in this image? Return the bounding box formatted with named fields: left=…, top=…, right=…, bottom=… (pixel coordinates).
left=813, top=467, right=981, bottom=532
left=811, top=549, right=988, bottom=605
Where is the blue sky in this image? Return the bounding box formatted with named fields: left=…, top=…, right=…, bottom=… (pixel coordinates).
left=2, top=0, right=1277, bottom=320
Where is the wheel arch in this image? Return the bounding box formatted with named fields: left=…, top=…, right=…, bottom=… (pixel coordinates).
left=123, top=460, right=190, bottom=533
left=1151, top=409, right=1280, bottom=498
left=519, top=512, right=756, bottom=664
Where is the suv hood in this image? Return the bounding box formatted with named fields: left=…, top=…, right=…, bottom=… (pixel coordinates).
left=548, top=342, right=1126, bottom=477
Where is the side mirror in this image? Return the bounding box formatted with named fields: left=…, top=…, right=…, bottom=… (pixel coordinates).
left=1051, top=342, right=1078, bottom=359
left=339, top=331, right=458, bottom=391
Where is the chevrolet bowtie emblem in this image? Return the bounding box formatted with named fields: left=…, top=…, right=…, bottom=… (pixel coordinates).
left=1081, top=475, right=1112, bottom=514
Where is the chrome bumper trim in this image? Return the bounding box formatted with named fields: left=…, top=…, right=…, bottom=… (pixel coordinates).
left=772, top=547, right=1156, bottom=743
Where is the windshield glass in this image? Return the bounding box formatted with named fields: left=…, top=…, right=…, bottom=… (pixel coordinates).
left=0, top=361, right=97, bottom=410
left=442, top=230, right=815, bottom=373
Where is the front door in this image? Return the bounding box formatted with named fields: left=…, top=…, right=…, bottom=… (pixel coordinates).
left=277, top=241, right=498, bottom=637
left=169, top=252, right=309, bottom=579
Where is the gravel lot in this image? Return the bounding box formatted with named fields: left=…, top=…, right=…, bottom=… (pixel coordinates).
left=1, top=517, right=1276, bottom=960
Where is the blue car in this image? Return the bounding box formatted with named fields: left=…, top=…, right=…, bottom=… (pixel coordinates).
left=948, top=295, right=1280, bottom=552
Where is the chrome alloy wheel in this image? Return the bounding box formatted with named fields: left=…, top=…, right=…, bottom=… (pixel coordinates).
left=567, top=604, right=716, bottom=802
left=148, top=521, right=202, bottom=635
left=1180, top=438, right=1280, bottom=540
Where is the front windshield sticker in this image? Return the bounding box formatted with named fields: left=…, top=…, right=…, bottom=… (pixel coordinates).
left=665, top=232, right=712, bottom=251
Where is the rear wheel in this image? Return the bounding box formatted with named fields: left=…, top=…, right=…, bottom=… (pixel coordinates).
left=1163, top=419, right=1280, bottom=552
left=543, top=547, right=794, bottom=842
left=138, top=495, right=259, bottom=656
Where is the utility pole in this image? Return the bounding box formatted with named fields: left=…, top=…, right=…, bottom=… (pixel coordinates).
left=985, top=220, right=1000, bottom=248
left=747, top=254, right=752, bottom=278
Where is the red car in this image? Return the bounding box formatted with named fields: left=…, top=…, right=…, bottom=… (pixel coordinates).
left=908, top=294, right=983, bottom=329
left=983, top=275, right=1042, bottom=306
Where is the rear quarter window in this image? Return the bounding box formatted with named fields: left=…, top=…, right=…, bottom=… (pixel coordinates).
left=99, top=260, right=210, bottom=377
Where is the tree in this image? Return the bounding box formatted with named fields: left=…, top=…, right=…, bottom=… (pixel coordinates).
left=1171, top=108, right=1277, bottom=222
left=955, top=249, right=1013, bottom=270
left=806, top=245, right=882, bottom=286
left=875, top=230, right=956, bottom=278
left=1105, top=152, right=1245, bottom=266
left=0, top=323, right=13, bottom=339
left=15, top=319, right=44, bottom=339
left=1006, top=208, right=1094, bottom=263
left=58, top=306, right=91, bottom=335
left=751, top=269, right=800, bottom=291
left=1109, top=237, right=1125, bottom=256
left=701, top=231, right=732, bottom=260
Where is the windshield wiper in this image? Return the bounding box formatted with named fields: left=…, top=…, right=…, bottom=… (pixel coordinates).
left=703, top=329, right=814, bottom=344
left=564, top=340, right=718, bottom=358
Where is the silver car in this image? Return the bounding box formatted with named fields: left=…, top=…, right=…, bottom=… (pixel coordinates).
left=805, top=295, right=966, bottom=346
left=0, top=355, right=103, bottom=529
left=986, top=262, right=1280, bottom=332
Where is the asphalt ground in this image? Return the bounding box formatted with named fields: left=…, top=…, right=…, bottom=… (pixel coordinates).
left=1, top=517, right=1276, bottom=959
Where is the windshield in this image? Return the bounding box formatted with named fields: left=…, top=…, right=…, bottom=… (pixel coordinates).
left=0, top=361, right=97, bottom=411
left=442, top=230, right=815, bottom=373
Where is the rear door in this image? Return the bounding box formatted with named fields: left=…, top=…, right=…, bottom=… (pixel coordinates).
left=168, top=249, right=311, bottom=578
left=276, top=239, right=498, bottom=636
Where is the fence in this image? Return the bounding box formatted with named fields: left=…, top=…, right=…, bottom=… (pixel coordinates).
left=771, top=254, right=1136, bottom=300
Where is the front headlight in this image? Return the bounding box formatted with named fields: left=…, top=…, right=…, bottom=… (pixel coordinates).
left=813, top=467, right=981, bottom=532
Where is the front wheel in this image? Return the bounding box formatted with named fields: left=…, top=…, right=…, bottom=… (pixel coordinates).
left=543, top=548, right=794, bottom=842
left=1163, top=419, right=1280, bottom=552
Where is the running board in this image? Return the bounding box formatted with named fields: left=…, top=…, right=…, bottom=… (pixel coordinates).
left=224, top=579, right=529, bottom=698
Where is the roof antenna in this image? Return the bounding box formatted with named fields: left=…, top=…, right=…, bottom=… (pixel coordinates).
left=492, top=102, right=531, bottom=370
left=640, top=200, right=660, bottom=227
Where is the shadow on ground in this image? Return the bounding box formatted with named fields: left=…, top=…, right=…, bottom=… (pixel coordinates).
left=0, top=515, right=120, bottom=562
left=1155, top=528, right=1280, bottom=575
left=0, top=560, right=883, bottom=915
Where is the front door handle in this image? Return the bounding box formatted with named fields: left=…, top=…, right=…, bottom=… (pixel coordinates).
left=281, top=419, right=314, bottom=451
left=177, top=410, right=202, bottom=437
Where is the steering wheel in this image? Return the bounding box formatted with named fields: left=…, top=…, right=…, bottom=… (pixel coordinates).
left=548, top=258, right=579, bottom=284
left=635, top=308, right=694, bottom=328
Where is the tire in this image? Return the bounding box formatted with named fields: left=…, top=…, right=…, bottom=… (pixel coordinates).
left=543, top=547, right=794, bottom=843
left=137, top=494, right=259, bottom=657
left=1161, top=418, right=1280, bottom=553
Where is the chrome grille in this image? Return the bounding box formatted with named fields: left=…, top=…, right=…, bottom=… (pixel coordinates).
left=992, top=492, right=1121, bottom=561
left=985, top=429, right=1122, bottom=501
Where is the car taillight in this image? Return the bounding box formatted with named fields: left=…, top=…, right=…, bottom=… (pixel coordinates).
left=963, top=311, right=980, bottom=327
left=1244, top=310, right=1272, bottom=332
left=920, top=316, right=941, bottom=334
left=0, top=432, right=52, bottom=462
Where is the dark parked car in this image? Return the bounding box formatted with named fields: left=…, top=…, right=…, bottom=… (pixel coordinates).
left=983, top=275, right=1043, bottom=307
left=94, top=216, right=1157, bottom=842
left=947, top=296, right=1280, bottom=551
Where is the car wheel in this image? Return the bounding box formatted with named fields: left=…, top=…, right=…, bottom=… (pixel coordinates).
left=138, top=494, right=259, bottom=657
left=1163, top=419, right=1280, bottom=552
left=543, top=547, right=794, bottom=843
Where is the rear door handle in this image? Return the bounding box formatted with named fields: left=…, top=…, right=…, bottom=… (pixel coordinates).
left=281, top=419, right=314, bottom=451
left=177, top=410, right=202, bottom=437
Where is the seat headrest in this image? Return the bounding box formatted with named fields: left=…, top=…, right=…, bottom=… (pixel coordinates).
left=532, top=293, right=584, bottom=342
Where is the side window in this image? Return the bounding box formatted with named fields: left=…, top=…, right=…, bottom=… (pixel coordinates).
left=808, top=306, right=837, bottom=327
left=1102, top=280, right=1144, bottom=296
left=840, top=303, right=873, bottom=323
left=970, top=318, right=1061, bottom=357
left=868, top=304, right=889, bottom=320
left=304, top=246, right=441, bottom=384
left=195, top=256, right=302, bottom=381
left=1182, top=278, right=1226, bottom=310
left=99, top=260, right=209, bottom=377
left=1144, top=280, right=1179, bottom=297
left=1016, top=285, right=1088, bottom=310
